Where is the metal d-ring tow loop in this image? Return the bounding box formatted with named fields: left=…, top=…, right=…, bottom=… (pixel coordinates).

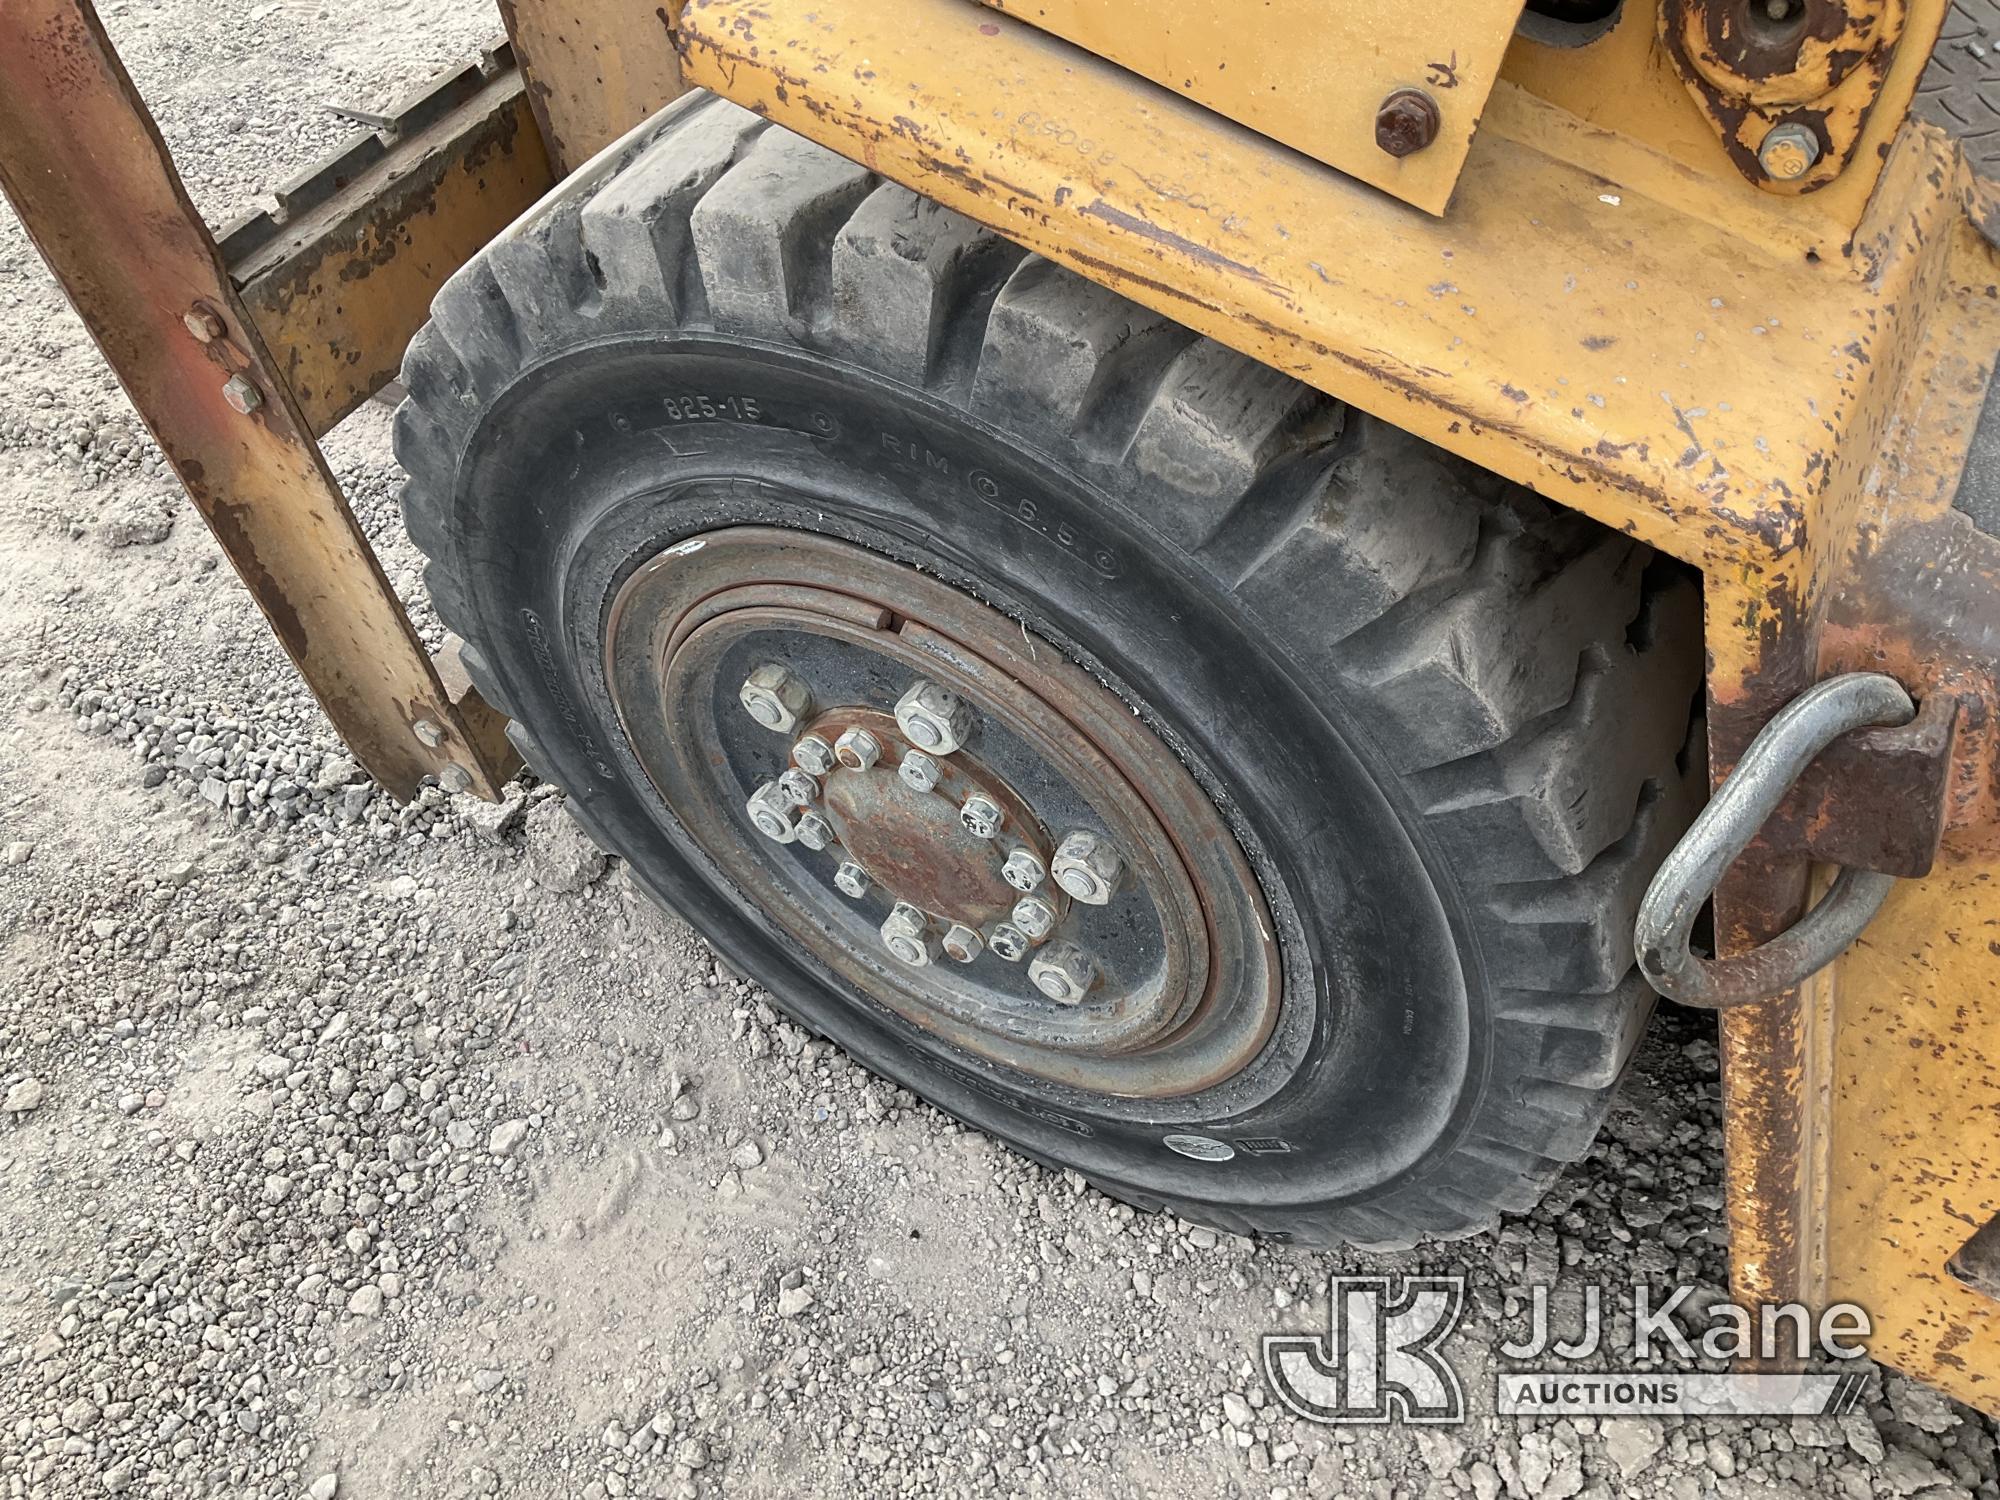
left=1634, top=672, right=1916, bottom=1009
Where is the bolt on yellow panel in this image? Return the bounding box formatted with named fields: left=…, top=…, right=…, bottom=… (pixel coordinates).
left=976, top=0, right=1526, bottom=214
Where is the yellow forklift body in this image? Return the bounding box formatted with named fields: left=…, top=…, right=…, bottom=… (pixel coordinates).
left=970, top=0, right=1527, bottom=214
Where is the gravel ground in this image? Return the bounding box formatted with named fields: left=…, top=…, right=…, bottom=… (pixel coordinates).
left=2, top=4, right=1999, bottom=1498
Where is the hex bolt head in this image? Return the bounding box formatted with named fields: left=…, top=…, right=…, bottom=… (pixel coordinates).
left=1001, top=847, right=1046, bottom=892
left=1374, top=87, right=1440, bottom=158
left=739, top=663, right=813, bottom=734
left=795, top=810, right=836, bottom=852
left=792, top=734, right=837, bottom=777
left=942, top=923, right=984, bottom=964
left=777, top=767, right=819, bottom=807
left=437, top=765, right=473, bottom=795
left=1029, top=941, right=1098, bottom=1005
left=1010, top=894, right=1057, bottom=941
left=411, top=718, right=445, bottom=748
left=1757, top=121, right=1821, bottom=182
left=182, top=307, right=225, bottom=343
left=221, top=373, right=264, bottom=415
left=960, top=793, right=1004, bottom=840
left=745, top=780, right=799, bottom=844
left=1051, top=830, right=1124, bottom=906
left=988, top=923, right=1030, bottom=962
left=881, top=902, right=940, bottom=967
left=897, top=749, right=941, bottom=793
left=894, top=680, right=973, bottom=756
left=834, top=726, right=881, bottom=772
left=834, top=860, right=871, bottom=899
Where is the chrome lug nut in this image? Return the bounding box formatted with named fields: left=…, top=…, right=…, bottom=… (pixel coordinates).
left=960, top=793, right=1003, bottom=840
left=894, top=679, right=973, bottom=756
left=988, top=923, right=1030, bottom=962
left=942, top=923, right=984, bottom=963
left=834, top=860, right=871, bottom=899
left=745, top=781, right=799, bottom=843
left=881, top=903, right=940, bottom=968
left=834, top=726, right=881, bottom=772
left=1029, top=941, right=1098, bottom=1005
left=777, top=767, right=819, bottom=806
left=739, top=663, right=813, bottom=734
left=1051, top=830, right=1124, bottom=906
left=1010, top=894, right=1057, bottom=941
left=792, top=733, right=836, bottom=777
left=796, top=810, right=836, bottom=851
left=898, top=749, right=941, bottom=793
left=1000, top=847, right=1046, bottom=892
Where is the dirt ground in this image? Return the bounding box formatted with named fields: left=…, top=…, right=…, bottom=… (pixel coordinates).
left=2, top=4, right=1998, bottom=1499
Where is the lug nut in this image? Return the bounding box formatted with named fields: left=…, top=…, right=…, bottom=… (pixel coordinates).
left=1010, top=894, right=1057, bottom=941
left=834, top=726, right=881, bottom=771
left=1001, top=847, right=1046, bottom=892
left=746, top=780, right=799, bottom=843
left=1051, top=830, right=1124, bottom=905
left=960, top=793, right=1003, bottom=840
left=881, top=903, right=940, bottom=967
left=793, top=733, right=836, bottom=776
left=1757, top=120, right=1821, bottom=182
left=834, top=860, right=871, bottom=899
left=898, top=749, right=941, bottom=793
left=988, top=923, right=1030, bottom=962
left=942, top=923, right=984, bottom=963
left=894, top=680, right=973, bottom=756
left=796, top=810, right=836, bottom=851
left=1029, top=940, right=1098, bottom=1005
left=739, top=663, right=813, bottom=734
left=777, top=767, right=819, bottom=806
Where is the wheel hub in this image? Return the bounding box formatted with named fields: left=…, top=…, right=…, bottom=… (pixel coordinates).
left=813, top=710, right=1051, bottom=937
left=603, top=527, right=1281, bottom=1098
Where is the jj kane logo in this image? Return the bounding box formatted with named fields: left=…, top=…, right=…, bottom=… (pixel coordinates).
left=1263, top=1276, right=1874, bottom=1424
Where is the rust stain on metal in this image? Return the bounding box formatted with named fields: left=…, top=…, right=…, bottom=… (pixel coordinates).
left=229, top=57, right=554, bottom=435
left=1657, top=0, right=1916, bottom=191
left=817, top=709, right=1046, bottom=932
left=500, top=0, right=689, bottom=174
left=0, top=0, right=514, bottom=802
left=1079, top=199, right=1289, bottom=293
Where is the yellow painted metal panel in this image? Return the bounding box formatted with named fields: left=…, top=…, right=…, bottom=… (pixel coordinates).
left=1503, top=0, right=1953, bottom=233
left=977, top=0, right=1526, bottom=215
left=676, top=0, right=1942, bottom=603
left=1827, top=862, right=2000, bottom=1411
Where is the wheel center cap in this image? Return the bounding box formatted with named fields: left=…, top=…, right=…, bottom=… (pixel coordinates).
left=809, top=708, right=1039, bottom=931
left=823, top=768, right=1014, bottom=930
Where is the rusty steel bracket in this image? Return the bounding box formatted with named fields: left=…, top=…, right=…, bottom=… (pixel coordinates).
left=0, top=0, right=519, bottom=803
left=1658, top=0, right=1917, bottom=192
left=1764, top=688, right=1964, bottom=877
left=1636, top=673, right=1921, bottom=1008
left=220, top=39, right=554, bottom=434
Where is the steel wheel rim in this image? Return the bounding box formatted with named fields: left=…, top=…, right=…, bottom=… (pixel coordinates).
left=604, top=527, right=1280, bottom=1099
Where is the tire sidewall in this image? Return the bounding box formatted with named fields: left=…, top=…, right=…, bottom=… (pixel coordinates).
left=451, top=336, right=1496, bottom=1225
